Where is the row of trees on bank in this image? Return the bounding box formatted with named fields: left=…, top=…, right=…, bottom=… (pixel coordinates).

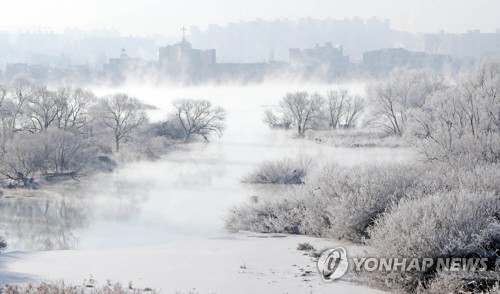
left=268, top=60, right=500, bottom=165
left=264, top=89, right=364, bottom=136
left=0, top=78, right=226, bottom=187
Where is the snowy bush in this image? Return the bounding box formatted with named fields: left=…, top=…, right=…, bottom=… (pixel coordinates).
left=230, top=161, right=500, bottom=246
left=313, top=163, right=422, bottom=242
left=229, top=162, right=421, bottom=240
left=151, top=118, right=188, bottom=141
left=226, top=182, right=335, bottom=236
left=242, top=157, right=313, bottom=184
left=367, top=190, right=500, bottom=292
left=369, top=190, right=500, bottom=259
left=419, top=271, right=500, bottom=294
left=225, top=196, right=306, bottom=234
left=414, top=163, right=500, bottom=196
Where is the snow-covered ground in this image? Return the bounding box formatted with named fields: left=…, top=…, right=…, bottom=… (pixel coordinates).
left=0, top=232, right=387, bottom=294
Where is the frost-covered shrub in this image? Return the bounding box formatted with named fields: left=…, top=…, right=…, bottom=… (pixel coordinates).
left=225, top=186, right=333, bottom=236
left=367, top=191, right=500, bottom=292
left=369, top=190, right=500, bottom=259
left=242, top=157, right=313, bottom=184
left=313, top=163, right=422, bottom=242
left=151, top=118, right=185, bottom=141
left=229, top=161, right=500, bottom=243
left=414, top=163, right=500, bottom=196
left=229, top=162, right=421, bottom=240
left=419, top=271, right=500, bottom=294
left=225, top=197, right=305, bottom=234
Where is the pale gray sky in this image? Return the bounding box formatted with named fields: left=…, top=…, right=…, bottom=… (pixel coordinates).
left=0, top=0, right=498, bottom=36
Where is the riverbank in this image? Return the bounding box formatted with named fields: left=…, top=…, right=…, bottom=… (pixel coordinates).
left=306, top=129, right=405, bottom=148
left=0, top=232, right=387, bottom=294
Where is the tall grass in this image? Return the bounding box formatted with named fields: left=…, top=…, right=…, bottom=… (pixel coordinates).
left=2, top=281, right=158, bottom=294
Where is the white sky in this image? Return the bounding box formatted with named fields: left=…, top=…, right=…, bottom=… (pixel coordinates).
left=0, top=0, right=498, bottom=36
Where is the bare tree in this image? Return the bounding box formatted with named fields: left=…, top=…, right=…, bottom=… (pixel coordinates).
left=23, top=86, right=61, bottom=133
left=343, top=95, right=364, bottom=128
left=263, top=109, right=280, bottom=127
left=172, top=99, right=226, bottom=142
left=55, top=87, right=95, bottom=133
left=368, top=70, right=443, bottom=136
left=262, top=109, right=291, bottom=129
left=280, top=92, right=324, bottom=136
left=0, top=85, right=10, bottom=152
left=368, top=82, right=404, bottom=135
left=326, top=89, right=347, bottom=128
left=0, top=133, right=45, bottom=187
left=98, top=94, right=148, bottom=152
left=40, top=129, right=92, bottom=177
left=8, top=77, right=34, bottom=132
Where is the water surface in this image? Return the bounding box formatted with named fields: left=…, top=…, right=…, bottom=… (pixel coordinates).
left=0, top=83, right=414, bottom=251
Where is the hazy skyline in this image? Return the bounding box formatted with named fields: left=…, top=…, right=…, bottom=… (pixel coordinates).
left=0, top=0, right=498, bottom=37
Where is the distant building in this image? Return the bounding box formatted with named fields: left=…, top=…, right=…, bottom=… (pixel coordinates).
left=289, top=42, right=349, bottom=71
left=5, top=63, right=29, bottom=79
left=363, top=48, right=451, bottom=74
left=28, top=64, right=50, bottom=81
left=210, top=62, right=281, bottom=82
left=159, top=30, right=216, bottom=77
left=4, top=62, right=87, bottom=82
left=425, top=30, right=500, bottom=59
left=104, top=48, right=145, bottom=81
left=190, top=17, right=415, bottom=62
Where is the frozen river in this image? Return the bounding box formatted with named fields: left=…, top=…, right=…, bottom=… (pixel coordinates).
left=0, top=83, right=414, bottom=252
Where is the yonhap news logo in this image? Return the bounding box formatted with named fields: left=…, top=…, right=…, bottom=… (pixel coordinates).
left=316, top=247, right=349, bottom=282
left=316, top=247, right=491, bottom=282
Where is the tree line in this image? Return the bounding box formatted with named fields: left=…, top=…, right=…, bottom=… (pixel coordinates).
left=0, top=78, right=226, bottom=188
left=264, top=89, right=364, bottom=136
left=267, top=60, right=500, bottom=165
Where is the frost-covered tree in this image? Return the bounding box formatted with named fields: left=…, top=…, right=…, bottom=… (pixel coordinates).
left=280, top=92, right=325, bottom=136
left=55, top=87, right=96, bottom=133
left=367, top=69, right=444, bottom=136
left=8, top=77, right=35, bottom=132
left=262, top=109, right=291, bottom=129
left=0, top=133, right=45, bottom=186
left=326, top=89, right=347, bottom=129
left=98, top=93, right=148, bottom=152
left=343, top=94, right=364, bottom=128
left=172, top=99, right=226, bottom=142
left=23, top=86, right=62, bottom=132
left=40, top=129, right=93, bottom=176
left=407, top=60, right=500, bottom=165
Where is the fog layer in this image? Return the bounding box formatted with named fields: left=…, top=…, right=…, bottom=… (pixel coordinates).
left=1, top=82, right=414, bottom=251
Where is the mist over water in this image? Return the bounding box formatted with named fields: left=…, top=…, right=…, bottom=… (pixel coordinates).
left=0, top=82, right=414, bottom=252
